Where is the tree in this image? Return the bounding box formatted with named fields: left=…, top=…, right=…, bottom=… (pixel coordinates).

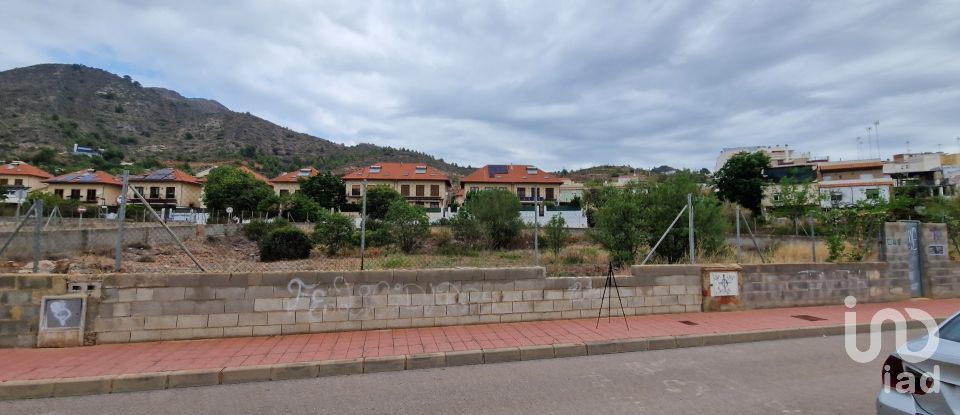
left=259, top=227, right=313, bottom=261
left=589, top=190, right=647, bottom=267
left=313, top=210, right=355, bottom=255
left=384, top=200, right=430, bottom=253
left=300, top=172, right=346, bottom=209
left=542, top=215, right=570, bottom=258
left=202, top=166, right=275, bottom=212
left=817, top=200, right=890, bottom=262
left=714, top=151, right=771, bottom=215
left=455, top=189, right=524, bottom=249
left=770, top=178, right=820, bottom=235
left=568, top=194, right=582, bottom=210
left=364, top=186, right=406, bottom=220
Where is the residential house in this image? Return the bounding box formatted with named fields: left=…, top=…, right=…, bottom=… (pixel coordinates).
left=459, top=164, right=563, bottom=205
left=761, top=164, right=819, bottom=214
left=72, top=143, right=102, bottom=158
left=559, top=179, right=584, bottom=204
left=343, top=163, right=452, bottom=209
left=883, top=152, right=953, bottom=197
left=270, top=167, right=318, bottom=196
left=0, top=161, right=52, bottom=204
left=817, top=159, right=894, bottom=208
left=42, top=169, right=123, bottom=207
left=129, top=168, right=204, bottom=209
left=715, top=145, right=825, bottom=172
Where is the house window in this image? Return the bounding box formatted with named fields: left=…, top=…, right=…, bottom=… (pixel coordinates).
left=484, top=186, right=493, bottom=191
left=401, top=184, right=410, bottom=196
left=369, top=165, right=381, bottom=173
left=149, top=187, right=160, bottom=199
left=0, top=179, right=6, bottom=186
left=415, top=166, right=427, bottom=174
left=351, top=185, right=361, bottom=196
left=430, top=185, right=439, bottom=197
left=823, top=175, right=833, bottom=181
left=70, top=189, right=81, bottom=200
left=545, top=188, right=554, bottom=200
left=430, top=202, right=439, bottom=208
left=416, top=185, right=425, bottom=197
left=526, top=167, right=538, bottom=175
left=279, top=189, right=289, bottom=196
left=772, top=193, right=782, bottom=202
left=830, top=191, right=843, bottom=202
left=54, top=189, right=64, bottom=198
left=86, top=189, right=97, bottom=202
left=865, top=189, right=880, bottom=199
left=469, top=187, right=479, bottom=192
left=14, top=179, right=22, bottom=186
left=517, top=188, right=526, bottom=198
left=165, top=187, right=175, bottom=199
left=134, top=187, right=144, bottom=198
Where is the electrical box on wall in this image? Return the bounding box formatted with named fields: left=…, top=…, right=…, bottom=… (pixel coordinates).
left=37, top=294, right=87, bottom=347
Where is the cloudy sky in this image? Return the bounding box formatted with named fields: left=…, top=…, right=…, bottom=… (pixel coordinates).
left=2, top=1, right=959, bottom=171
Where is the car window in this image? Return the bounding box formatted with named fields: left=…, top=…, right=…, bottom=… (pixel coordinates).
left=937, top=317, right=960, bottom=343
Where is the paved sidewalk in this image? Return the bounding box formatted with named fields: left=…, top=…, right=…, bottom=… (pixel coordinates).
left=0, top=299, right=960, bottom=399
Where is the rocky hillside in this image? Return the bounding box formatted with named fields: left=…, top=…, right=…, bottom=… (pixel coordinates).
left=0, top=64, right=470, bottom=176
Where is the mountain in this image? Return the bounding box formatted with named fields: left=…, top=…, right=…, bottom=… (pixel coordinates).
left=0, top=63, right=471, bottom=177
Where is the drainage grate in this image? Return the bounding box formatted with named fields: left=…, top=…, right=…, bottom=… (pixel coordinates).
left=791, top=314, right=827, bottom=322
left=678, top=320, right=699, bottom=326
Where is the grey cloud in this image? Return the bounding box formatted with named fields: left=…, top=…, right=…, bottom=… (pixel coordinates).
left=1, top=0, right=959, bottom=171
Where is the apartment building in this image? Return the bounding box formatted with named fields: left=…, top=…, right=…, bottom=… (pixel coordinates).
left=129, top=168, right=204, bottom=209
left=270, top=167, right=318, bottom=196
left=883, top=152, right=953, bottom=196
left=0, top=161, right=52, bottom=204
left=714, top=145, right=822, bottom=172
left=42, top=169, right=123, bottom=206
left=817, top=159, right=894, bottom=207
left=342, top=163, right=451, bottom=209
left=459, top=164, right=563, bottom=204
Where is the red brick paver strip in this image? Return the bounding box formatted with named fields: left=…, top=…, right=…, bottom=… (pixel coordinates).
left=1, top=299, right=957, bottom=383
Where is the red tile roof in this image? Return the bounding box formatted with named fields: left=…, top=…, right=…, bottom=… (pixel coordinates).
left=0, top=161, right=53, bottom=179
left=271, top=167, right=319, bottom=183
left=461, top=164, right=563, bottom=185
left=237, top=166, right=271, bottom=184
left=342, top=162, right=450, bottom=183
left=131, top=168, right=201, bottom=184
left=43, top=169, right=122, bottom=186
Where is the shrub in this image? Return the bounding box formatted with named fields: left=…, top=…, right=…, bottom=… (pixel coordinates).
left=455, top=189, right=524, bottom=249
left=259, top=227, right=312, bottom=261
left=243, top=219, right=289, bottom=242
left=384, top=201, right=430, bottom=253
left=364, top=186, right=405, bottom=220
left=432, top=228, right=454, bottom=253
left=378, top=255, right=414, bottom=269
left=542, top=215, right=570, bottom=258
left=313, top=211, right=355, bottom=255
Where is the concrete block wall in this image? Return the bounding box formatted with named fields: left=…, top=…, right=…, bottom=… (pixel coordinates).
left=918, top=223, right=960, bottom=299
left=0, top=275, right=70, bottom=347
left=739, top=262, right=909, bottom=309
left=0, top=224, right=226, bottom=260
left=90, top=266, right=701, bottom=344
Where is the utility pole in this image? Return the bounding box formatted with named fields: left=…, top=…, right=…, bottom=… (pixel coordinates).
left=533, top=186, right=539, bottom=266
left=687, top=193, right=695, bottom=264
left=115, top=170, right=129, bottom=272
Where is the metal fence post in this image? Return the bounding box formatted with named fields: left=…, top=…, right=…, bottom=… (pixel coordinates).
left=687, top=193, right=695, bottom=264
left=360, top=179, right=367, bottom=271
left=533, top=186, right=539, bottom=267
left=33, top=199, right=43, bottom=273
left=809, top=214, right=817, bottom=262
left=735, top=205, right=742, bottom=263
left=115, top=170, right=130, bottom=272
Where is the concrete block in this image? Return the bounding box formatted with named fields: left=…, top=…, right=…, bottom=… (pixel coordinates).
left=406, top=352, right=446, bottom=369
left=238, top=313, right=268, bottom=326
left=553, top=343, right=587, bottom=358
left=267, top=311, right=295, bottom=325
left=701, top=333, right=731, bottom=346
left=281, top=324, right=310, bottom=334
left=675, top=335, right=704, bottom=348
left=252, top=325, right=281, bottom=336
left=215, top=287, right=246, bottom=300
left=646, top=336, right=677, bottom=351
left=271, top=362, right=320, bottom=380
left=153, top=287, right=186, bottom=301
left=364, top=356, right=406, bottom=373
left=318, top=359, right=364, bottom=377
left=221, top=365, right=273, bottom=384
left=130, top=330, right=162, bottom=342
left=208, top=313, right=239, bottom=328
left=0, top=379, right=54, bottom=400
left=483, top=347, right=521, bottom=363
left=223, top=326, right=254, bottom=337
left=520, top=344, right=555, bottom=360
left=445, top=350, right=483, bottom=366
left=253, top=298, right=284, bottom=312
left=586, top=340, right=620, bottom=355
left=167, top=369, right=221, bottom=389
left=97, top=331, right=132, bottom=343
left=135, top=288, right=154, bottom=301
left=52, top=376, right=112, bottom=397
left=111, top=373, right=168, bottom=393
left=618, top=338, right=648, bottom=352
left=177, top=314, right=209, bottom=329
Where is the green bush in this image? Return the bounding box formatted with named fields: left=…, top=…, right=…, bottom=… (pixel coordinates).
left=542, top=215, right=570, bottom=258
left=313, top=211, right=355, bottom=255
left=259, top=227, right=312, bottom=261
left=454, top=189, right=524, bottom=249
left=243, top=218, right=289, bottom=242
left=384, top=201, right=430, bottom=253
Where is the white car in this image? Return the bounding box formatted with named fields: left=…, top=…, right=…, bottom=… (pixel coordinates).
left=877, top=312, right=960, bottom=414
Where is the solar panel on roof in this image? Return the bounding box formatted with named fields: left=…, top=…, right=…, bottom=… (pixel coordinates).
left=488, top=165, right=508, bottom=178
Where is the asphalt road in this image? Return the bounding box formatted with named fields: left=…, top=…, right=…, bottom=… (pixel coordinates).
left=1, top=329, right=919, bottom=415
